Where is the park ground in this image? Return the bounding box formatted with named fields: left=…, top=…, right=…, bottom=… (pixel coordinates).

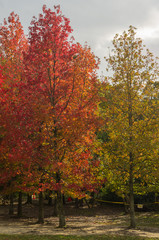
left=0, top=201, right=159, bottom=239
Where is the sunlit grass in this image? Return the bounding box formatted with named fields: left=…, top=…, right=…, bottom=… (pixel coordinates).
left=136, top=212, right=159, bottom=228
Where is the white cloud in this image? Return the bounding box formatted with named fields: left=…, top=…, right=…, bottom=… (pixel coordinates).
left=1, top=0, right=159, bottom=74
left=137, top=7, right=159, bottom=40
left=137, top=27, right=159, bottom=40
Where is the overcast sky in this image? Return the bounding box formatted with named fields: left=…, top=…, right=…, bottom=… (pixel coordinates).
left=1, top=0, right=159, bottom=76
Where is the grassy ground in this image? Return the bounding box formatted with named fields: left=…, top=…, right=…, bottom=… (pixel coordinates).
left=136, top=212, right=159, bottom=228
left=0, top=235, right=158, bottom=240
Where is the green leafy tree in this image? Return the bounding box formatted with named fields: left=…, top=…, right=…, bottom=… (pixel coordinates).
left=100, top=26, right=159, bottom=228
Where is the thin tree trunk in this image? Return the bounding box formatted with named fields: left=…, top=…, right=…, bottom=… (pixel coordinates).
left=17, top=192, right=22, bottom=218
left=75, top=198, right=79, bottom=208
left=79, top=198, right=84, bottom=207
left=25, top=194, right=32, bottom=204
left=90, top=192, right=95, bottom=208
left=48, top=196, right=53, bottom=206
left=123, top=194, right=129, bottom=214
left=9, top=194, right=14, bottom=215
left=53, top=196, right=58, bottom=216
left=38, top=192, right=44, bottom=223
left=84, top=198, right=91, bottom=208
left=63, top=194, right=66, bottom=205
left=53, top=120, right=65, bottom=227
left=129, top=152, right=136, bottom=228
left=48, top=191, right=53, bottom=206
left=57, top=190, right=66, bottom=227
left=128, top=77, right=136, bottom=229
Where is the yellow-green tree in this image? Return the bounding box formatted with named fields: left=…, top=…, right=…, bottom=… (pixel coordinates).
left=100, top=26, right=159, bottom=228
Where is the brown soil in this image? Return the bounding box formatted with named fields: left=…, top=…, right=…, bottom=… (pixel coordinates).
left=0, top=202, right=159, bottom=238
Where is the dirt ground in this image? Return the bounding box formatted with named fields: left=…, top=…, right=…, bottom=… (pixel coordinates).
left=0, top=202, right=159, bottom=238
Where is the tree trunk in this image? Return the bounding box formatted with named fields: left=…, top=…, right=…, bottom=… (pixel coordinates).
left=38, top=192, right=44, bottom=223
left=63, top=194, right=66, bottom=205
left=129, top=152, right=136, bottom=228
left=9, top=194, right=14, bottom=215
left=84, top=198, right=91, bottom=208
left=75, top=198, right=79, bottom=208
left=79, top=198, right=84, bottom=207
left=48, top=191, right=53, bottom=206
left=128, top=80, right=136, bottom=228
left=17, top=192, right=22, bottom=218
left=53, top=196, right=58, bottom=216
left=123, top=194, right=129, bottom=214
left=57, top=190, right=66, bottom=227
left=25, top=194, right=32, bottom=204
left=48, top=196, right=53, bottom=206
left=90, top=192, right=95, bottom=208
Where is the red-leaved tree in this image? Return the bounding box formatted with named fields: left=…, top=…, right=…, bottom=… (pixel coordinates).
left=24, top=5, right=101, bottom=226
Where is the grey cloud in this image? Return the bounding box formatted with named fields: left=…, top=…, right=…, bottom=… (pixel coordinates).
left=1, top=0, right=159, bottom=75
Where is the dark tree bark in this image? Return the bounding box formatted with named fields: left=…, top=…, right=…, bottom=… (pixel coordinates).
left=17, top=191, right=22, bottom=218
left=25, top=194, right=32, bottom=204
left=63, top=194, right=66, bottom=205
left=48, top=196, right=53, bottom=206
left=57, top=190, right=66, bottom=227
left=89, top=192, right=95, bottom=208
left=9, top=194, right=14, bottom=215
left=128, top=87, right=136, bottom=228
left=75, top=198, right=79, bottom=208
left=55, top=170, right=66, bottom=227
left=123, top=194, right=129, bottom=214
left=129, top=153, right=136, bottom=228
left=38, top=191, right=44, bottom=223
left=47, top=191, right=53, bottom=206
left=53, top=196, right=58, bottom=216
left=79, top=198, right=84, bottom=207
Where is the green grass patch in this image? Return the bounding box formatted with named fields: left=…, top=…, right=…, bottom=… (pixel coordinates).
left=0, top=235, right=158, bottom=240
left=136, top=213, right=159, bottom=228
